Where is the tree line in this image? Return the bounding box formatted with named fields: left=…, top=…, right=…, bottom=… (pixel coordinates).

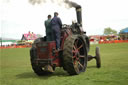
left=103, top=27, right=127, bottom=35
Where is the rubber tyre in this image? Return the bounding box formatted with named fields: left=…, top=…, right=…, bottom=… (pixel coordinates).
left=63, top=35, right=87, bottom=75
left=95, top=47, right=101, bottom=68
left=30, top=38, right=52, bottom=76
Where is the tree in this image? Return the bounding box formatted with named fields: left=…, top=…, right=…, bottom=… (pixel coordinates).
left=103, top=27, right=117, bottom=35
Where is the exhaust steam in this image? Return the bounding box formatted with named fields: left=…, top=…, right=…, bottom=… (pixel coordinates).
left=28, top=0, right=80, bottom=8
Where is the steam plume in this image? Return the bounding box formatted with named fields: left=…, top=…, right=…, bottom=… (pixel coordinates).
left=29, top=0, right=46, bottom=5
left=64, top=0, right=79, bottom=8
left=29, top=0, right=80, bottom=8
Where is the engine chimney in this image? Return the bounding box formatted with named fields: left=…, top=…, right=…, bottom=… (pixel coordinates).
left=76, top=5, right=82, bottom=26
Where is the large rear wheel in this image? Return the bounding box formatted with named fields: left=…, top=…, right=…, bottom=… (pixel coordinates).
left=63, top=35, right=88, bottom=75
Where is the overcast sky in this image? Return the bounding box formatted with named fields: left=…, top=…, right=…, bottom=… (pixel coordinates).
left=0, top=0, right=128, bottom=39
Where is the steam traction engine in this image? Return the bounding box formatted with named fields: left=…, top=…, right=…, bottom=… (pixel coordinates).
left=30, top=5, right=101, bottom=75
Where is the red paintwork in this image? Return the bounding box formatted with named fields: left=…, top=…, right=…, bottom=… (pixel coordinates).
left=36, top=41, right=56, bottom=59
left=36, top=28, right=72, bottom=67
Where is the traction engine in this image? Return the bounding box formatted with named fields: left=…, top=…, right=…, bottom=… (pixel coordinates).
left=30, top=5, right=101, bottom=75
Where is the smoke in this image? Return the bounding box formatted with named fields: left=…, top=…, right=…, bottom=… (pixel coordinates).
left=2, top=0, right=10, bottom=3
left=29, top=0, right=46, bottom=5
left=28, top=0, right=80, bottom=8
left=64, top=0, right=79, bottom=8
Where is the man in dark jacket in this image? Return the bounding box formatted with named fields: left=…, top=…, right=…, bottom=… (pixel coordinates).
left=51, top=12, right=62, bottom=50
left=44, top=15, right=53, bottom=41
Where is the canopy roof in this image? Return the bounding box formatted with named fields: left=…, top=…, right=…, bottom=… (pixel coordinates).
left=120, top=27, right=128, bottom=34
left=21, top=33, right=37, bottom=40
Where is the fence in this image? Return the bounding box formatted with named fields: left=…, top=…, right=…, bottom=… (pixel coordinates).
left=0, top=40, right=128, bottom=49
left=0, top=45, right=31, bottom=49
left=99, top=40, right=128, bottom=44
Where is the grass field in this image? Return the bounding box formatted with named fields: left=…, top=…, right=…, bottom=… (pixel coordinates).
left=0, top=43, right=128, bottom=85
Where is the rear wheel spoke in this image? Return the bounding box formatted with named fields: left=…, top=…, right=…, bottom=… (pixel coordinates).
left=72, top=50, right=76, bottom=53
left=79, top=55, right=85, bottom=58
left=78, top=61, right=84, bottom=69
left=75, top=66, right=79, bottom=72
left=75, top=39, right=78, bottom=49
left=73, top=46, right=77, bottom=50
left=73, top=55, right=77, bottom=59
left=78, top=44, right=83, bottom=50
left=74, top=61, right=79, bottom=72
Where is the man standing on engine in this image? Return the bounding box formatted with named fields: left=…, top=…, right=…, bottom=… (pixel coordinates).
left=51, top=12, right=62, bottom=50
left=44, top=15, right=53, bottom=41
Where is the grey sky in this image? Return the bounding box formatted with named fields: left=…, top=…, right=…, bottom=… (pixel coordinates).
left=1, top=0, right=128, bottom=39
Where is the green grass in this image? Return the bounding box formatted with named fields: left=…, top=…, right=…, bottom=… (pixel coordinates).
left=0, top=43, right=128, bottom=85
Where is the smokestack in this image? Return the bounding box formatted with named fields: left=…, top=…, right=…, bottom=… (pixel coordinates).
left=76, top=5, right=82, bottom=26
left=28, top=0, right=83, bottom=26
left=64, top=0, right=82, bottom=26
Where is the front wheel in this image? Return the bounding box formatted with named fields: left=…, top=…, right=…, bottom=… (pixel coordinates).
left=95, top=47, right=101, bottom=68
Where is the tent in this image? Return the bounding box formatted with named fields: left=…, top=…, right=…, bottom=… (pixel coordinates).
left=0, top=40, right=17, bottom=46
left=119, top=27, right=128, bottom=40
left=21, top=33, right=37, bottom=40
left=119, top=27, right=128, bottom=34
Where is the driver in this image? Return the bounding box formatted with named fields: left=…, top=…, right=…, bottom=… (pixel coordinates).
left=51, top=12, right=62, bottom=50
